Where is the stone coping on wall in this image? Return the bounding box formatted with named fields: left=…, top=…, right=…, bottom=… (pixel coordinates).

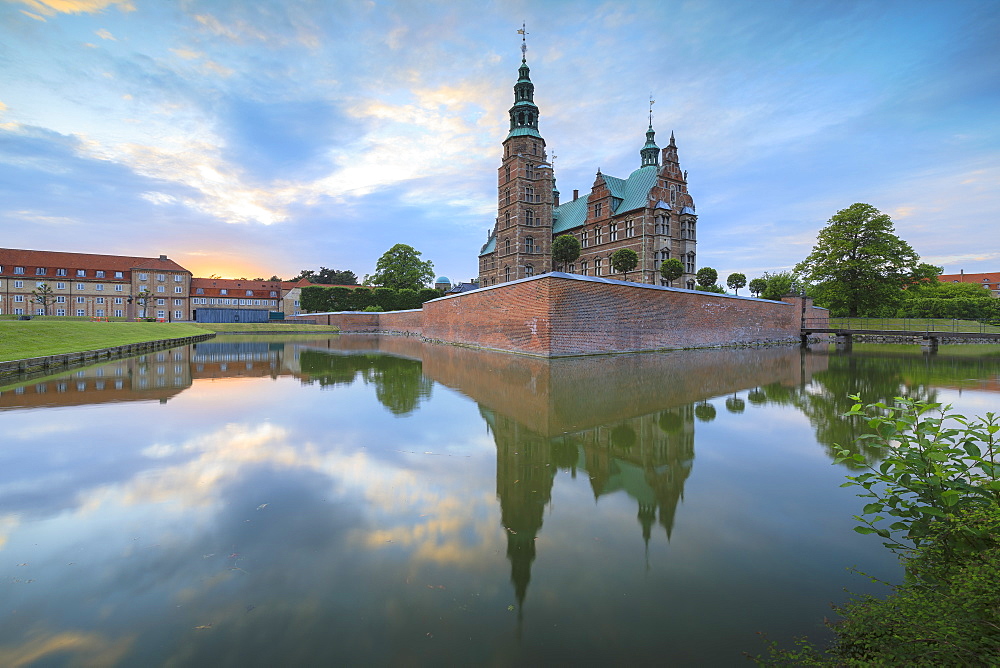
left=0, top=333, right=216, bottom=379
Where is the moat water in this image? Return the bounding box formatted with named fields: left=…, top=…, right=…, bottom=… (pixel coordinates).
left=1, top=336, right=998, bottom=666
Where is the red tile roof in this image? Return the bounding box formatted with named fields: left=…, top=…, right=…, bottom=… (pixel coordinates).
left=190, top=277, right=283, bottom=298
left=938, top=272, right=1000, bottom=288
left=0, top=248, right=189, bottom=276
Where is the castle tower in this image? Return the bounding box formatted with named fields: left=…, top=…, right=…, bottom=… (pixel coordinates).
left=479, top=39, right=555, bottom=286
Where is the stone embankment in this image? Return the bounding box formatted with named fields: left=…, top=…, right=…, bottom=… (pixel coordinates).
left=0, top=333, right=215, bottom=379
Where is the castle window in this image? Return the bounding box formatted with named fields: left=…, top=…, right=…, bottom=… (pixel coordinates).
left=505, top=211, right=511, bottom=227
left=581, top=230, right=589, bottom=248
left=504, top=266, right=511, bottom=282
left=688, top=220, right=696, bottom=240
left=686, top=279, right=696, bottom=290
left=505, top=165, right=510, bottom=183
left=505, top=189, right=511, bottom=205
left=525, top=164, right=533, bottom=179
left=525, top=208, right=534, bottom=226
left=685, top=252, right=696, bottom=274
left=568, top=264, right=575, bottom=273
left=525, top=265, right=534, bottom=277
left=626, top=220, right=635, bottom=238
left=609, top=224, right=618, bottom=242
left=581, top=261, right=588, bottom=275
left=504, top=239, right=511, bottom=255
left=595, top=258, right=603, bottom=275
left=594, top=202, right=603, bottom=218
left=524, top=186, right=534, bottom=202
left=525, top=237, right=535, bottom=253
left=595, top=227, right=603, bottom=245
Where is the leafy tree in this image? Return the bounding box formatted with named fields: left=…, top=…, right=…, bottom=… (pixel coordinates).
left=695, top=267, right=718, bottom=289
left=610, top=248, right=638, bottom=281
left=748, top=277, right=767, bottom=297
left=726, top=272, right=747, bottom=295
left=795, top=203, right=921, bottom=317
left=759, top=271, right=797, bottom=301
left=552, top=234, right=581, bottom=271
left=368, top=244, right=434, bottom=291
left=30, top=282, right=55, bottom=316
left=695, top=284, right=726, bottom=294
left=292, top=267, right=358, bottom=285
left=660, top=258, right=683, bottom=286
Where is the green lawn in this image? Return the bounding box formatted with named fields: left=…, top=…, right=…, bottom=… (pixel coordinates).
left=0, top=320, right=342, bottom=362
left=827, top=317, right=1000, bottom=333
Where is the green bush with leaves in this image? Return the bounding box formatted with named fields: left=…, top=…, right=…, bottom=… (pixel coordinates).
left=754, top=397, right=1000, bottom=665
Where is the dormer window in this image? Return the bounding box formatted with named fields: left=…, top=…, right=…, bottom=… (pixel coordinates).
left=220, top=289, right=228, bottom=295
left=56, top=268, right=67, bottom=276
left=36, top=268, right=46, bottom=275
left=77, top=269, right=86, bottom=277
left=245, top=290, right=253, bottom=296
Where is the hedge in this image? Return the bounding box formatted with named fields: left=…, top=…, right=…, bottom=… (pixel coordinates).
left=300, top=286, right=442, bottom=313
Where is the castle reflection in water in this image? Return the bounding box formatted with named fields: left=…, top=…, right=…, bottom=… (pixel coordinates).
left=7, top=334, right=995, bottom=610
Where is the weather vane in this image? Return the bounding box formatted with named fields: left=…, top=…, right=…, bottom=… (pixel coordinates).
left=518, top=23, right=528, bottom=59
left=649, top=93, right=655, bottom=126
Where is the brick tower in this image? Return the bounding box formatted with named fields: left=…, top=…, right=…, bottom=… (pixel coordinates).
left=478, top=37, right=555, bottom=286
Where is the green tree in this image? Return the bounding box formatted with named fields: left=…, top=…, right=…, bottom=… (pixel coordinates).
left=552, top=234, right=581, bottom=271
left=695, top=267, right=718, bottom=289
left=292, top=267, right=357, bottom=285
left=795, top=203, right=921, bottom=317
left=368, top=244, right=434, bottom=291
left=660, top=258, right=683, bottom=286
left=726, top=272, right=747, bottom=295
left=759, top=271, right=797, bottom=301
left=610, top=248, right=638, bottom=281
left=30, top=282, right=55, bottom=316
left=748, top=277, right=767, bottom=298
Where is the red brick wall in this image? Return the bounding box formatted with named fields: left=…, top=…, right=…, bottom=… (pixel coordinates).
left=293, top=274, right=826, bottom=357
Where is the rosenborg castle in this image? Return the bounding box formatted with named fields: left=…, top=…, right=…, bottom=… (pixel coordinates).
left=478, top=50, right=699, bottom=288
left=0, top=248, right=310, bottom=321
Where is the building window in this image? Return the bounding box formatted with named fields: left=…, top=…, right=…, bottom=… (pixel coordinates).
left=196, top=288, right=204, bottom=294
left=174, top=310, right=183, bottom=319
left=594, top=258, right=603, bottom=275
left=524, top=186, right=534, bottom=202
left=14, top=267, right=24, bottom=274
left=155, top=285, right=164, bottom=293
left=96, top=271, right=105, bottom=278
left=505, top=189, right=510, bottom=205
left=594, top=202, right=603, bottom=218
left=525, top=208, right=534, bottom=226
left=56, top=309, right=66, bottom=316
left=14, top=295, right=24, bottom=302
left=14, top=280, right=23, bottom=288
left=525, top=237, right=535, bottom=253
left=175, top=286, right=183, bottom=293
left=35, top=308, right=44, bottom=315
left=96, top=297, right=104, bottom=304
left=157, top=298, right=165, bottom=306
left=686, top=279, right=695, bottom=290
left=114, top=297, right=123, bottom=304
left=505, top=165, right=510, bottom=183
left=77, top=309, right=85, bottom=317
left=581, top=230, right=589, bottom=248
left=139, top=273, right=148, bottom=281
left=245, top=290, right=253, bottom=296
left=115, top=284, right=123, bottom=291
left=96, top=309, right=105, bottom=317
left=157, top=311, right=165, bottom=319
left=114, top=271, right=124, bottom=278
left=96, top=284, right=103, bottom=291
left=626, top=220, right=635, bottom=238
left=76, top=296, right=85, bottom=304
left=156, top=274, right=165, bottom=281
left=581, top=260, right=588, bottom=275
left=56, top=296, right=66, bottom=303
left=174, top=299, right=182, bottom=306
left=115, top=309, right=123, bottom=318
left=220, top=289, right=228, bottom=295
left=504, top=239, right=510, bottom=255
left=56, top=268, right=67, bottom=276
left=595, top=227, right=603, bottom=245
left=525, top=265, right=534, bottom=277
left=686, top=253, right=696, bottom=274
left=56, top=282, right=66, bottom=289
left=504, top=266, right=511, bottom=282
left=174, top=275, right=182, bottom=282
left=14, top=308, right=23, bottom=315
left=269, top=291, right=277, bottom=297
left=77, top=269, right=86, bottom=277
left=36, top=268, right=46, bottom=275
left=609, top=224, right=618, bottom=242
left=76, top=283, right=85, bottom=290
left=35, top=281, right=45, bottom=288
left=568, top=263, right=575, bottom=273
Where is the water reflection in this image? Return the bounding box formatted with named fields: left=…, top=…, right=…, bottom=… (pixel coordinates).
left=1, top=338, right=998, bottom=665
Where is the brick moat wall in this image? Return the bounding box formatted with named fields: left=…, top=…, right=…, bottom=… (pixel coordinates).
left=295, top=273, right=827, bottom=357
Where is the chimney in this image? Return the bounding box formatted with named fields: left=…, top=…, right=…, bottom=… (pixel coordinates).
left=573, top=189, right=579, bottom=201
left=159, top=254, right=167, bottom=260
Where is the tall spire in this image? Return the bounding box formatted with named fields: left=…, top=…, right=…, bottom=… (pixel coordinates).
left=640, top=97, right=659, bottom=167
left=507, top=24, right=541, bottom=139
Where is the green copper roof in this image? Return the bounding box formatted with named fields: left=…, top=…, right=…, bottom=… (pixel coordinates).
left=505, top=126, right=542, bottom=140
left=615, top=165, right=658, bottom=214
left=479, top=233, right=496, bottom=256
left=552, top=195, right=588, bottom=233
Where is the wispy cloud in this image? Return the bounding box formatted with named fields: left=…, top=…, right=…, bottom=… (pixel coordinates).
left=12, top=0, right=135, bottom=16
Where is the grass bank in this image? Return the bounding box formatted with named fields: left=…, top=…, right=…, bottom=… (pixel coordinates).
left=0, top=320, right=339, bottom=362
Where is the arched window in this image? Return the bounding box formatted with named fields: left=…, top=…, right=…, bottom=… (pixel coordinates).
left=504, top=238, right=511, bottom=255
left=525, top=265, right=534, bottom=277
left=505, top=211, right=511, bottom=227
left=686, top=279, right=695, bottom=290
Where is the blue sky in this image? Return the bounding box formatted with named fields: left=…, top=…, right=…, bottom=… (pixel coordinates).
left=1, top=0, right=997, bottom=283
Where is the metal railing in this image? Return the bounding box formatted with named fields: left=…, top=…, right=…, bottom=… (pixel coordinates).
left=804, top=317, right=1000, bottom=335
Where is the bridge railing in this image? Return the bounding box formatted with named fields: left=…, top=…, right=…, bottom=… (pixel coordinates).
left=803, top=317, right=1000, bottom=334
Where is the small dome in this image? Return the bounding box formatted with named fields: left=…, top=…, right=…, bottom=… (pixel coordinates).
left=435, top=276, right=451, bottom=284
